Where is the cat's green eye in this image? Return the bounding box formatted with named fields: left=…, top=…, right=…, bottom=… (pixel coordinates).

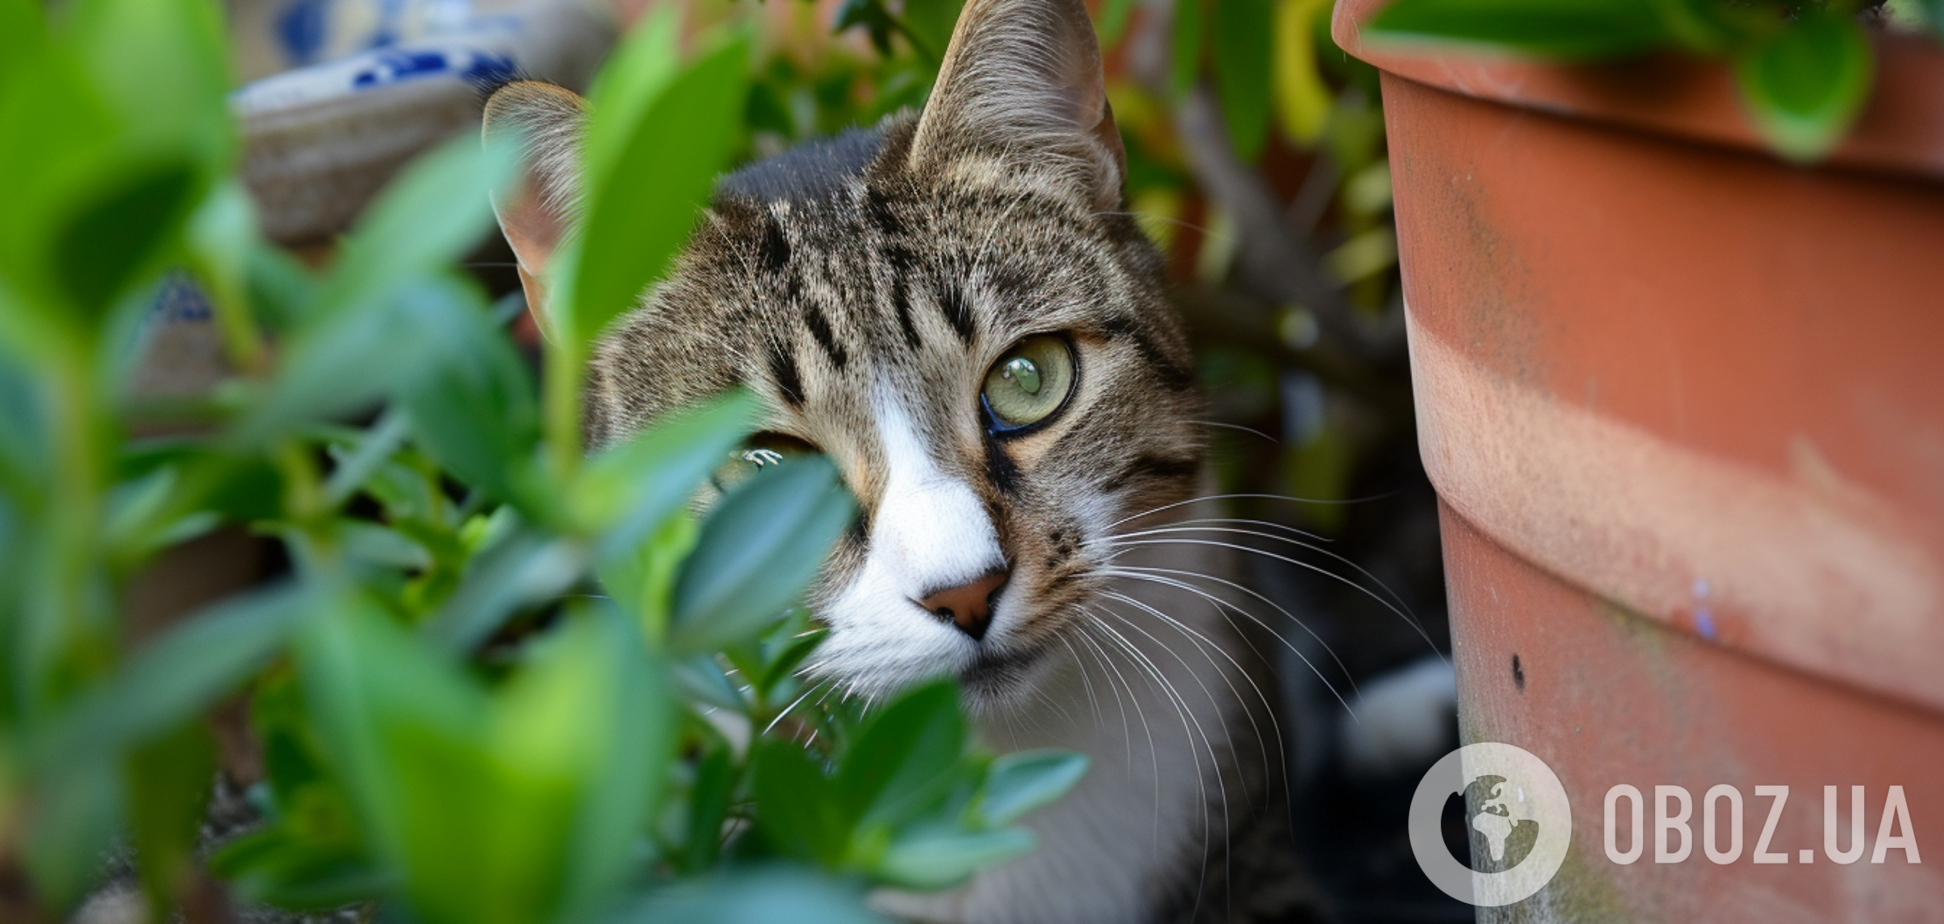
left=712, top=432, right=815, bottom=493
left=981, top=335, right=1076, bottom=433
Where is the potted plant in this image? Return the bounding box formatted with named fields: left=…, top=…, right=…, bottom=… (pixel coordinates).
left=1331, top=0, right=1944, bottom=919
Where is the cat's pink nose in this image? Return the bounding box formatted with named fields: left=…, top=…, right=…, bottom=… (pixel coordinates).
left=917, top=570, right=1009, bottom=641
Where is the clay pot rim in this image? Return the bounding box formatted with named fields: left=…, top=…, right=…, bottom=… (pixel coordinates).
left=1332, top=0, right=1944, bottom=184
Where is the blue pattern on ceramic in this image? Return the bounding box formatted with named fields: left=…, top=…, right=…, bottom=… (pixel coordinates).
left=277, top=0, right=330, bottom=65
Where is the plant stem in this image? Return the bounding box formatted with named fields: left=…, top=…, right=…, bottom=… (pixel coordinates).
left=30, top=338, right=110, bottom=712
left=544, top=339, right=584, bottom=487
left=274, top=441, right=338, bottom=576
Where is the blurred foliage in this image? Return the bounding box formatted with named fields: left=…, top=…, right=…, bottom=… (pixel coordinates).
left=0, top=0, right=1089, bottom=921
left=1364, top=0, right=1937, bottom=161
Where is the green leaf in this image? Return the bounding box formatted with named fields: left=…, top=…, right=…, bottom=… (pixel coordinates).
left=979, top=750, right=1089, bottom=827
left=523, top=608, right=674, bottom=917
left=296, top=603, right=526, bottom=924
left=230, top=278, right=430, bottom=445
left=21, top=758, right=122, bottom=909
left=309, top=136, right=517, bottom=325
left=53, top=160, right=200, bottom=318
left=600, top=512, right=700, bottom=643
left=873, top=827, right=1035, bottom=891
left=0, top=40, right=114, bottom=330
left=577, top=391, right=756, bottom=563
left=294, top=600, right=481, bottom=825
left=1211, top=0, right=1275, bottom=161
left=752, top=737, right=848, bottom=866
left=835, top=681, right=966, bottom=830
left=248, top=672, right=341, bottom=826
left=1272, top=0, right=1335, bottom=147
left=68, top=0, right=232, bottom=168
left=619, top=870, right=883, bottom=924
left=582, top=6, right=683, bottom=186
left=667, top=456, right=855, bottom=652
left=422, top=524, right=586, bottom=653
left=124, top=721, right=216, bottom=916
left=33, top=583, right=311, bottom=771
left=568, top=33, right=752, bottom=350
left=0, top=0, right=43, bottom=71
left=759, top=625, right=828, bottom=697
left=1171, top=0, right=1207, bottom=94
left=337, top=521, right=433, bottom=571
left=28, top=0, right=233, bottom=322
left=212, top=829, right=392, bottom=911
left=680, top=745, right=735, bottom=871
left=397, top=281, right=541, bottom=502
left=321, top=408, right=411, bottom=507
left=1642, top=0, right=1741, bottom=55
left=243, top=239, right=319, bottom=335
left=1734, top=8, right=1873, bottom=162
left=671, top=654, right=746, bottom=713
left=1362, top=0, right=1675, bottom=59
left=0, top=353, right=48, bottom=501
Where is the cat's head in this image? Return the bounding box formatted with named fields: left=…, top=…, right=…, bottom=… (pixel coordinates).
left=486, top=0, right=1203, bottom=711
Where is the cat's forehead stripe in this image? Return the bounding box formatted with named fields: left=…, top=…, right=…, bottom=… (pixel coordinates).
left=758, top=207, right=791, bottom=273
left=766, top=341, right=805, bottom=408
left=799, top=297, right=849, bottom=369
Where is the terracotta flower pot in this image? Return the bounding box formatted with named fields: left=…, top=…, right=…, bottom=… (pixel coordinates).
left=1332, top=1, right=1944, bottom=918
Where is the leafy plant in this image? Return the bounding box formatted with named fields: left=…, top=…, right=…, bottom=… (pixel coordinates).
left=1363, top=0, right=1921, bottom=161
left=0, top=1, right=1084, bottom=922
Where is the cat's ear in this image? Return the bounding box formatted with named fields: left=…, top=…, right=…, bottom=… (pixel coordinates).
left=908, top=0, right=1125, bottom=211
left=482, top=80, right=587, bottom=327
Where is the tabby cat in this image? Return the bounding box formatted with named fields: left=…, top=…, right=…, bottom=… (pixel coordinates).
left=485, top=0, right=1317, bottom=920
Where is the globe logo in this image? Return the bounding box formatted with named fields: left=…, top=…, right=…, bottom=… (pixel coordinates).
left=1409, top=743, right=1573, bottom=907
left=1463, top=774, right=1540, bottom=872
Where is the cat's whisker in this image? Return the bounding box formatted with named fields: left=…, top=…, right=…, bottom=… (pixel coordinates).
left=762, top=678, right=836, bottom=737
left=1099, top=588, right=1281, bottom=793
left=1018, top=672, right=1077, bottom=728
left=1106, top=490, right=1402, bottom=533
left=1101, top=534, right=1441, bottom=656
left=1064, top=613, right=1137, bottom=771
left=1101, top=564, right=1361, bottom=709
left=1099, top=593, right=1246, bottom=787
left=1187, top=419, right=1280, bottom=444
left=1090, top=603, right=1231, bottom=915
left=1056, top=632, right=1106, bottom=731
left=1131, top=515, right=1329, bottom=545
left=1075, top=617, right=1164, bottom=848
left=1109, top=520, right=1420, bottom=624
left=1084, top=610, right=1219, bottom=851
left=1102, top=560, right=1342, bottom=675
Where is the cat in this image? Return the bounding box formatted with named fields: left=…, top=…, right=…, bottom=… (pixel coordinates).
left=484, top=0, right=1322, bottom=921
